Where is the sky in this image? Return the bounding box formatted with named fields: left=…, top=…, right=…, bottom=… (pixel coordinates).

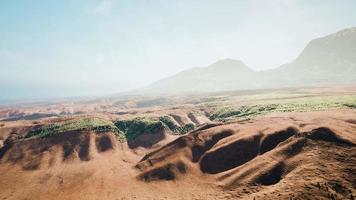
left=1, top=0, right=356, bottom=100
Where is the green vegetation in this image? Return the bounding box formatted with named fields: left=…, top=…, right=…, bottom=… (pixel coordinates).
left=26, top=117, right=122, bottom=139
left=26, top=115, right=196, bottom=142
left=210, top=104, right=277, bottom=121
left=115, top=118, right=163, bottom=141
left=158, top=116, right=177, bottom=131
left=158, top=116, right=195, bottom=134
left=179, top=123, right=195, bottom=134
left=344, top=103, right=356, bottom=109
left=115, top=116, right=195, bottom=141
left=210, top=95, right=356, bottom=122
left=23, top=94, right=356, bottom=141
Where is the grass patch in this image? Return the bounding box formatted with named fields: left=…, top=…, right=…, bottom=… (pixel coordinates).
left=210, top=95, right=356, bottom=122
left=26, top=117, right=122, bottom=139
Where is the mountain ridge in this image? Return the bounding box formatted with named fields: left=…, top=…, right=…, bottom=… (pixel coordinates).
left=138, top=27, right=356, bottom=95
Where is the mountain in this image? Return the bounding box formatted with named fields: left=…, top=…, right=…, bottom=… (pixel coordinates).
left=143, top=59, right=256, bottom=94
left=141, top=27, right=356, bottom=94
left=267, top=27, right=356, bottom=87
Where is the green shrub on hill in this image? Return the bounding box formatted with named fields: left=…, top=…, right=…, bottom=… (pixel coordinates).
left=158, top=116, right=194, bottom=134
left=26, top=117, right=121, bottom=139
left=210, top=104, right=278, bottom=121
left=26, top=115, right=197, bottom=142
left=158, top=116, right=177, bottom=131
left=115, top=118, right=163, bottom=141
left=210, top=95, right=356, bottom=122
left=115, top=116, right=195, bottom=141
left=178, top=123, right=195, bottom=134
left=344, top=103, right=356, bottom=109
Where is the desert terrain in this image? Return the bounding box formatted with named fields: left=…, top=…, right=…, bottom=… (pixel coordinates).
left=2, top=1, right=356, bottom=199
left=0, top=86, right=355, bottom=200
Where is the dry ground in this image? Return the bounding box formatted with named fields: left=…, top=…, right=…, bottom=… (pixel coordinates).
left=0, top=87, right=355, bottom=200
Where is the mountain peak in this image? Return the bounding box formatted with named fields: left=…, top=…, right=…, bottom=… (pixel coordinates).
left=332, top=27, right=356, bottom=37
left=208, top=58, right=247, bottom=69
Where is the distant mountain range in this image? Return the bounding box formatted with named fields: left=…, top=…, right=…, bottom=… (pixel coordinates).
left=140, top=27, right=356, bottom=94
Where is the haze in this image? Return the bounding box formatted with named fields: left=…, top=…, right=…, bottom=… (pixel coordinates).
left=1, top=0, right=356, bottom=100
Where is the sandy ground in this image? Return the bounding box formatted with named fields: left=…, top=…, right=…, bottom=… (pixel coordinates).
left=0, top=109, right=355, bottom=199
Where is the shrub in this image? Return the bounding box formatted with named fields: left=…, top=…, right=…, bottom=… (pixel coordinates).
left=158, top=116, right=194, bottom=134
left=115, top=116, right=195, bottom=141
left=158, top=116, right=177, bottom=131
left=209, top=95, right=356, bottom=122
left=115, top=118, right=163, bottom=141
left=26, top=117, right=120, bottom=139
left=178, top=123, right=195, bottom=134
left=210, top=104, right=278, bottom=121
left=343, top=103, right=356, bottom=109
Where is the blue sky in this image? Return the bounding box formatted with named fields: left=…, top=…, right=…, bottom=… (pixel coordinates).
left=1, top=0, right=356, bottom=100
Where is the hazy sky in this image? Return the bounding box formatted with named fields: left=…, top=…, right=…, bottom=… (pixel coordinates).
left=1, top=0, right=356, bottom=100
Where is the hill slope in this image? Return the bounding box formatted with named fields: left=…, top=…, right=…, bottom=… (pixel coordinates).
left=1, top=110, right=355, bottom=199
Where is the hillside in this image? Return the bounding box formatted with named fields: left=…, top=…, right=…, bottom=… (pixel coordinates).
left=141, top=27, right=356, bottom=94
left=1, top=110, right=355, bottom=199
